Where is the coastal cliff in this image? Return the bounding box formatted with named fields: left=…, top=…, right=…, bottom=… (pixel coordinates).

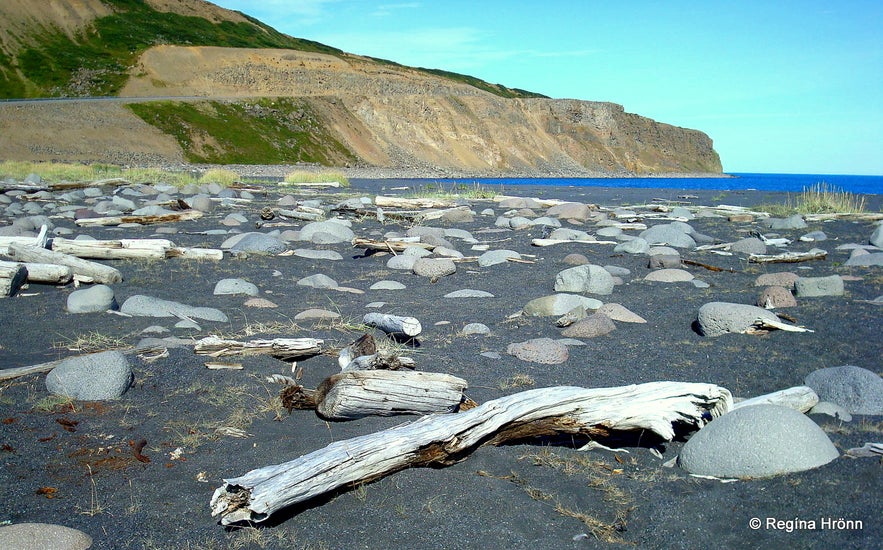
left=0, top=1, right=721, bottom=174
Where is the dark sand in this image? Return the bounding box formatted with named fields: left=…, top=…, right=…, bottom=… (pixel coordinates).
left=0, top=180, right=880, bottom=549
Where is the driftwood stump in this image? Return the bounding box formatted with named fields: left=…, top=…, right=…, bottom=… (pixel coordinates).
left=211, top=381, right=732, bottom=525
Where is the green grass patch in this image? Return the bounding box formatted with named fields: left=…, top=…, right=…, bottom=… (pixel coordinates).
left=283, top=170, right=350, bottom=187
left=0, top=161, right=198, bottom=186
left=200, top=168, right=240, bottom=186
left=759, top=182, right=868, bottom=216
left=127, top=98, right=358, bottom=165
left=408, top=181, right=503, bottom=200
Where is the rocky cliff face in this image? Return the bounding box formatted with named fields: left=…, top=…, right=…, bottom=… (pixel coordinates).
left=119, top=46, right=721, bottom=174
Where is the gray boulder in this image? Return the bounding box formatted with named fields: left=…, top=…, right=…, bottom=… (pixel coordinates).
left=229, top=233, right=287, bottom=255
left=386, top=255, right=418, bottom=270
left=639, top=224, right=697, bottom=249
left=214, top=278, right=259, bottom=296
left=560, top=312, right=616, bottom=338
left=413, top=257, right=456, bottom=278
left=730, top=237, right=767, bottom=255
left=871, top=224, right=883, bottom=248
left=804, top=365, right=883, bottom=415
left=844, top=253, right=883, bottom=267
left=765, top=214, right=807, bottom=230
left=754, top=272, right=799, bottom=289
left=292, top=249, right=343, bottom=261
left=523, top=294, right=602, bottom=316
left=613, top=237, right=650, bottom=254
left=46, top=350, right=132, bottom=400
left=756, top=286, right=797, bottom=308
left=120, top=295, right=228, bottom=322
left=696, top=302, right=779, bottom=336
left=678, top=404, right=839, bottom=478
left=554, top=264, right=614, bottom=295
left=445, top=289, right=494, bottom=298
left=794, top=275, right=844, bottom=297
left=299, top=220, right=354, bottom=243
left=0, top=523, right=92, bottom=550
left=66, top=284, right=117, bottom=313
left=462, top=323, right=491, bottom=335
left=507, top=337, right=569, bottom=364
left=297, top=274, right=338, bottom=289
left=478, top=249, right=521, bottom=267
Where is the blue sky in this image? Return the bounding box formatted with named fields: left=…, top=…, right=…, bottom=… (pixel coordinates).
left=211, top=1, right=882, bottom=176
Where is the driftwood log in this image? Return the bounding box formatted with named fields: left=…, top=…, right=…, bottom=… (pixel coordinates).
left=51, top=238, right=175, bottom=260
left=732, top=386, right=819, bottom=413
left=6, top=244, right=123, bottom=284
left=211, top=381, right=732, bottom=525
left=748, top=249, right=827, bottom=264
left=374, top=196, right=455, bottom=209
left=0, top=259, right=71, bottom=286
left=363, top=313, right=422, bottom=337
left=164, top=247, right=224, bottom=261
left=194, top=336, right=323, bottom=362
left=531, top=238, right=617, bottom=247
left=352, top=237, right=434, bottom=254
left=74, top=209, right=203, bottom=227
left=0, top=261, right=27, bottom=297
left=309, top=370, right=469, bottom=420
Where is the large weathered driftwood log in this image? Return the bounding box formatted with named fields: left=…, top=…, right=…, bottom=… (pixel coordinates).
left=531, top=238, right=617, bottom=247
left=363, top=312, right=422, bottom=337
left=210, top=381, right=732, bottom=525
left=352, top=237, right=434, bottom=254
left=51, top=238, right=175, bottom=260
left=314, top=370, right=469, bottom=420
left=74, top=209, right=203, bottom=227
left=0, top=261, right=27, bottom=297
left=6, top=244, right=123, bottom=284
left=194, top=336, right=323, bottom=362
left=374, top=196, right=455, bottom=209
left=749, top=249, right=827, bottom=264
left=0, top=259, right=71, bottom=285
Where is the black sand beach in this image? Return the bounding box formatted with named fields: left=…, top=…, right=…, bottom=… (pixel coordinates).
left=0, top=178, right=880, bottom=549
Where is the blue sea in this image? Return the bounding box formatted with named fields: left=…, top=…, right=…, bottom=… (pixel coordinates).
left=413, top=173, right=883, bottom=195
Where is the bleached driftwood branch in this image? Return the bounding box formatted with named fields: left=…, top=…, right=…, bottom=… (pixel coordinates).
left=732, top=386, right=819, bottom=413
left=194, top=337, right=323, bottom=362
left=363, top=313, right=422, bottom=337
left=210, top=381, right=732, bottom=525
left=748, top=249, right=827, bottom=264
left=74, top=209, right=203, bottom=227
left=531, top=238, right=617, bottom=247
left=374, top=196, right=455, bottom=209
left=7, top=243, right=123, bottom=284
left=352, top=237, right=434, bottom=253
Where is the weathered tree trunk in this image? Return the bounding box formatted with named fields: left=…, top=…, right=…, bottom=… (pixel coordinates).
left=0, top=261, right=27, bottom=297
left=732, top=386, right=818, bottom=413
left=313, top=370, right=469, bottom=420
left=276, top=207, right=325, bottom=222
left=16, top=261, right=72, bottom=284
left=352, top=237, right=433, bottom=253
left=193, top=336, right=323, bottom=362
left=6, top=244, right=122, bottom=284
left=374, top=196, right=455, bottom=209
left=531, top=238, right=617, bottom=247
left=74, top=210, right=203, bottom=227
left=749, top=249, right=827, bottom=264
left=51, top=238, right=175, bottom=260
left=210, top=381, right=732, bottom=525
left=165, top=247, right=224, bottom=261
left=363, top=313, right=422, bottom=337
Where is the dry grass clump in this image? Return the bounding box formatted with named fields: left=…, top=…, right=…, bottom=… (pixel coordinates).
left=761, top=182, right=867, bottom=216
left=0, top=161, right=198, bottom=187
left=200, top=168, right=240, bottom=186
left=283, top=170, right=350, bottom=187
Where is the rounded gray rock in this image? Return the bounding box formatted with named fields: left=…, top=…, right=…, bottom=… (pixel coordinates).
left=730, top=237, right=767, bottom=255
left=613, top=237, right=650, bottom=254
left=554, top=264, right=614, bottom=295
left=765, top=214, right=807, bottom=230
left=560, top=312, right=616, bottom=338
left=804, top=365, right=883, bottom=415
left=523, top=293, right=602, bottom=317
left=0, top=523, right=92, bottom=550
left=678, top=404, right=839, bottom=478
left=462, top=323, right=491, bottom=335
left=296, top=273, right=338, bottom=288
left=445, top=289, right=495, bottom=298
left=120, top=295, right=228, bottom=322
left=230, top=233, right=287, bottom=255
left=794, top=275, right=844, bottom=297
left=46, top=350, right=133, bottom=400
left=696, top=301, right=779, bottom=337
left=66, top=284, right=117, bottom=313
left=507, top=337, right=569, bottom=364
left=639, top=224, right=696, bottom=249
left=478, top=249, right=521, bottom=267
left=871, top=224, right=883, bottom=248
left=299, top=220, right=355, bottom=243
left=386, top=255, right=418, bottom=270
left=413, top=257, right=456, bottom=278
left=756, top=285, right=797, bottom=308
left=214, top=278, right=259, bottom=296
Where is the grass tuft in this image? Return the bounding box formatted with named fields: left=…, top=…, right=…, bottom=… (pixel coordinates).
left=200, top=168, right=240, bottom=186
left=760, top=182, right=867, bottom=216
left=283, top=170, right=350, bottom=187
left=408, top=181, right=502, bottom=200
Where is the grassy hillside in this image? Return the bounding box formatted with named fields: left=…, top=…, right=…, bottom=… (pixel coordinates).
left=1, top=0, right=544, bottom=100
left=4, top=0, right=340, bottom=98
left=127, top=98, right=359, bottom=165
